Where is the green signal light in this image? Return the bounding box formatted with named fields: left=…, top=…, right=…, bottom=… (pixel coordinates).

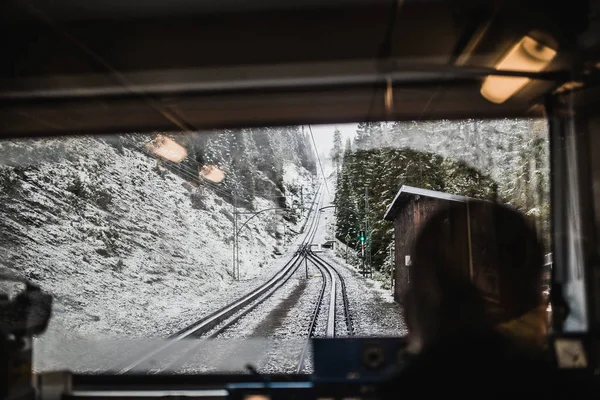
left=360, top=231, right=365, bottom=242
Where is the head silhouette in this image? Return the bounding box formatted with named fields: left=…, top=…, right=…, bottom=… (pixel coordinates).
left=403, top=200, right=544, bottom=352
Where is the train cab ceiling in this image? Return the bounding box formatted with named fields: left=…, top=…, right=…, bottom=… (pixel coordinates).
left=0, top=0, right=597, bottom=137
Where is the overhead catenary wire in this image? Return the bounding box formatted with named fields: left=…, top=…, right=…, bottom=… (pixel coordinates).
left=115, top=135, right=312, bottom=237
left=122, top=139, right=295, bottom=253
left=307, top=125, right=331, bottom=198
left=121, top=136, right=239, bottom=200
left=121, top=136, right=296, bottom=204
left=120, top=138, right=252, bottom=209
left=168, top=148, right=288, bottom=200
left=171, top=143, right=304, bottom=202
left=127, top=133, right=280, bottom=198
left=11, top=135, right=213, bottom=239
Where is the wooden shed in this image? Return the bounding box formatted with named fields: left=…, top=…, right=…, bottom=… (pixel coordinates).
left=383, top=186, right=478, bottom=303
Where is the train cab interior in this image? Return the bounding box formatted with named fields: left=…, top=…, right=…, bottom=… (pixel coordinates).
left=3, top=0, right=600, bottom=398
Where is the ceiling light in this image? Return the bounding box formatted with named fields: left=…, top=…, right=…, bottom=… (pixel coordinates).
left=146, top=135, right=187, bottom=163
left=480, top=36, right=557, bottom=104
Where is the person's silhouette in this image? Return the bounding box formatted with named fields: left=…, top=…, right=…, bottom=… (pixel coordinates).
left=383, top=200, right=553, bottom=396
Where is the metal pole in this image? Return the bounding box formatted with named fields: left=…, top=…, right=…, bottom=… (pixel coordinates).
left=361, top=229, right=365, bottom=277
left=305, top=257, right=308, bottom=278
left=236, top=213, right=240, bottom=280
left=365, top=187, right=371, bottom=277
left=546, top=94, right=595, bottom=333
left=233, top=192, right=237, bottom=280
left=345, top=237, right=348, bottom=262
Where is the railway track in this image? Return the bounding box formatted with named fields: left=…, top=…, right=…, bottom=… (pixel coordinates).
left=189, top=202, right=353, bottom=375
left=200, top=189, right=325, bottom=341
left=167, top=196, right=327, bottom=374
left=164, top=199, right=353, bottom=374
left=110, top=183, right=324, bottom=374
left=307, top=251, right=353, bottom=336
left=295, top=249, right=353, bottom=373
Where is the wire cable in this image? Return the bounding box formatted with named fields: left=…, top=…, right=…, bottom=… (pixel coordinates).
left=121, top=136, right=291, bottom=203
left=307, top=125, right=331, bottom=197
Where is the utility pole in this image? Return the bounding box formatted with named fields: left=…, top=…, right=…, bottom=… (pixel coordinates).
left=365, top=187, right=371, bottom=278
left=345, top=234, right=350, bottom=263
left=300, top=187, right=304, bottom=213
left=236, top=202, right=241, bottom=280
left=282, top=215, right=286, bottom=245
left=232, top=191, right=238, bottom=281
left=390, top=234, right=395, bottom=293
left=360, top=228, right=365, bottom=277
left=305, top=256, right=308, bottom=278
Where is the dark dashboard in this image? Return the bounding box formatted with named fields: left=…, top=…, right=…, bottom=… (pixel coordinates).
left=34, top=337, right=407, bottom=400
left=30, top=335, right=600, bottom=400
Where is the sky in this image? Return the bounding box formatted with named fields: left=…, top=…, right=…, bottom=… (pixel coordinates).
left=307, top=123, right=357, bottom=155
left=306, top=123, right=357, bottom=198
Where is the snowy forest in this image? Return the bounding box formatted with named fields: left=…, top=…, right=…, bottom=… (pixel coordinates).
left=118, top=126, right=317, bottom=211
left=331, top=119, right=550, bottom=279
left=176, top=126, right=317, bottom=209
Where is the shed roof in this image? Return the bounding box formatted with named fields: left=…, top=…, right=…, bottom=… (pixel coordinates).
left=383, top=185, right=471, bottom=221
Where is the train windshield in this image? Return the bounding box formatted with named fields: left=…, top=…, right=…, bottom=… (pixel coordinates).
left=0, top=119, right=552, bottom=374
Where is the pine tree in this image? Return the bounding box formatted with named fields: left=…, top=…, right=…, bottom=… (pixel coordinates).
left=370, top=118, right=552, bottom=250
left=354, top=122, right=382, bottom=150
left=335, top=143, right=497, bottom=272
left=330, top=128, right=343, bottom=176
left=229, top=129, right=255, bottom=207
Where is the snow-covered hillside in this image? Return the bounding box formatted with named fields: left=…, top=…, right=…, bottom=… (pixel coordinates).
left=0, top=136, right=316, bottom=340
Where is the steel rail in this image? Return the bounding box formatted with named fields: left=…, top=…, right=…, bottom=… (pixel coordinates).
left=296, top=248, right=356, bottom=373
left=295, top=254, right=328, bottom=374
left=111, top=183, right=323, bottom=374
left=307, top=252, right=353, bottom=335
left=206, top=188, right=326, bottom=339
left=163, top=188, right=326, bottom=372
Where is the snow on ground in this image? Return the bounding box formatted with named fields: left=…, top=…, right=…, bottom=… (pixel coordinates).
left=0, top=136, right=407, bottom=374
left=34, top=185, right=324, bottom=374
left=172, top=267, right=320, bottom=374
left=333, top=266, right=350, bottom=337
left=320, top=202, right=398, bottom=305
left=257, top=263, right=322, bottom=374
left=170, top=196, right=407, bottom=374
left=283, top=162, right=309, bottom=186
left=0, top=137, right=316, bottom=371
left=322, top=250, right=407, bottom=337
left=168, top=174, right=407, bottom=373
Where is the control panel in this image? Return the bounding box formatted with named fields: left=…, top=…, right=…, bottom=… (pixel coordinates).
left=311, top=336, right=408, bottom=398
left=227, top=336, right=409, bottom=400
left=312, top=337, right=408, bottom=383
